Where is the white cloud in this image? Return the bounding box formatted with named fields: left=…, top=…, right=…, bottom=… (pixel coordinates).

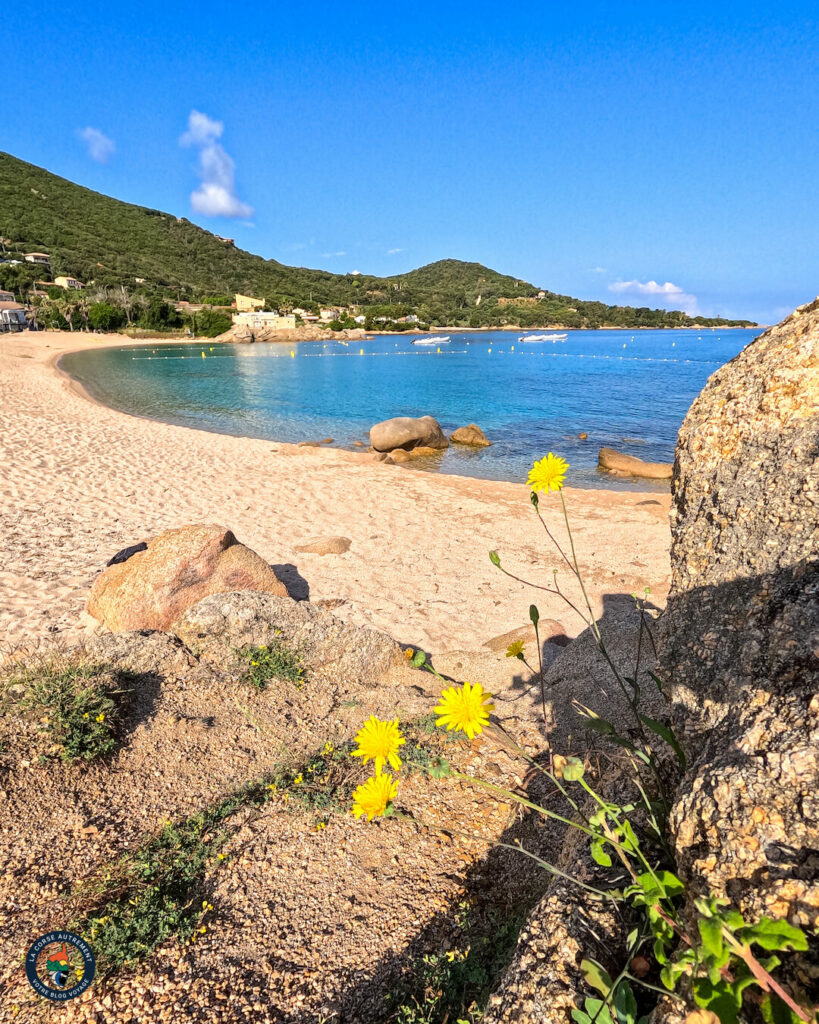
left=590, top=266, right=606, bottom=273
left=78, top=127, right=115, bottom=163
left=608, top=278, right=698, bottom=315
left=387, top=247, right=403, bottom=255
left=179, top=110, right=253, bottom=219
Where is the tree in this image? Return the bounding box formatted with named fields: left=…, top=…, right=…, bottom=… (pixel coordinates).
left=88, top=301, right=125, bottom=332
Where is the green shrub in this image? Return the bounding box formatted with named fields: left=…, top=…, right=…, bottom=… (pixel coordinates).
left=7, top=658, right=128, bottom=762
left=236, top=638, right=304, bottom=689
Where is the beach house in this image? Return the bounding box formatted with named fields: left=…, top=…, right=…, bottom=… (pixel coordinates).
left=0, top=301, right=27, bottom=332
left=234, top=293, right=265, bottom=312
left=24, top=252, right=51, bottom=265
left=54, top=275, right=84, bottom=290
left=232, top=311, right=296, bottom=330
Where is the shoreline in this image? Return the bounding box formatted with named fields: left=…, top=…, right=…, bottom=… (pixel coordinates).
left=0, top=330, right=672, bottom=656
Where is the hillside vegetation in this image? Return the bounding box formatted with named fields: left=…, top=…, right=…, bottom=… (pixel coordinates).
left=0, top=151, right=753, bottom=328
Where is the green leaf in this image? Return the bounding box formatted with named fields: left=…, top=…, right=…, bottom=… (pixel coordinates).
left=613, top=981, right=637, bottom=1024
left=489, top=549, right=501, bottom=567
left=574, top=701, right=617, bottom=735
left=581, top=998, right=614, bottom=1024
left=571, top=1011, right=592, bottom=1024
left=590, top=836, right=612, bottom=867
left=411, top=650, right=427, bottom=668
left=638, top=714, right=687, bottom=770
left=529, top=604, right=539, bottom=626
left=580, top=958, right=613, bottom=998
left=761, top=993, right=806, bottom=1024
left=692, top=977, right=741, bottom=1024
left=739, top=917, right=808, bottom=952
left=698, top=916, right=724, bottom=958
left=530, top=491, right=539, bottom=508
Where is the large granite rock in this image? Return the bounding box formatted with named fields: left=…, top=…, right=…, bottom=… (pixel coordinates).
left=369, top=415, right=449, bottom=452
left=598, top=447, right=672, bottom=479
left=86, top=524, right=288, bottom=631
left=661, top=300, right=819, bottom=927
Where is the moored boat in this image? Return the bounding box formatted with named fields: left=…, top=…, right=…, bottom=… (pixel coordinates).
left=412, top=335, right=451, bottom=345
left=519, top=332, right=568, bottom=342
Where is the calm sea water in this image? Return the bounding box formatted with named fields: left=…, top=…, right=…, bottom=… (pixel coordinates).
left=62, top=328, right=760, bottom=491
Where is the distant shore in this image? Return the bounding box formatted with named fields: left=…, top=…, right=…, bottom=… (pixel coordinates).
left=0, top=329, right=671, bottom=656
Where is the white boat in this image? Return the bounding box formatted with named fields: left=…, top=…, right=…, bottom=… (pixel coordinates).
left=519, top=332, right=568, bottom=343
left=412, top=335, right=450, bottom=345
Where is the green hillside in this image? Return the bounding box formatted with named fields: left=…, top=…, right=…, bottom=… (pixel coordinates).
left=0, top=151, right=754, bottom=328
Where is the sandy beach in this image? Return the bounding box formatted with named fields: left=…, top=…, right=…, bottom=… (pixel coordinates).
left=0, top=330, right=671, bottom=656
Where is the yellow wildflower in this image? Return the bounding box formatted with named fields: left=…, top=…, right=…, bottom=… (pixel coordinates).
left=527, top=453, right=569, bottom=494
left=403, top=647, right=415, bottom=660
left=251, top=660, right=259, bottom=666
left=552, top=754, right=568, bottom=778
left=294, top=773, right=303, bottom=785
left=352, top=772, right=398, bottom=820
left=322, top=742, right=334, bottom=754
left=83, top=713, right=89, bottom=719
left=505, top=640, right=525, bottom=659
left=96, top=713, right=105, bottom=723
left=435, top=681, right=494, bottom=740
left=217, top=853, right=226, bottom=860
left=352, top=716, right=405, bottom=774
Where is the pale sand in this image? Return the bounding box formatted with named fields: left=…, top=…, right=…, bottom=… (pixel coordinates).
left=0, top=330, right=671, bottom=655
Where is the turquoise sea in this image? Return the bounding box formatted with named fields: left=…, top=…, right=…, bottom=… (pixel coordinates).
left=62, top=328, right=760, bottom=491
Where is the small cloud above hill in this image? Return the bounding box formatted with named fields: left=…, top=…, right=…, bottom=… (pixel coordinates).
left=609, top=278, right=698, bottom=315
left=179, top=110, right=253, bottom=219
left=78, top=127, right=115, bottom=164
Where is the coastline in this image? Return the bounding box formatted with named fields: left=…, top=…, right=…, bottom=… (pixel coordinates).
left=0, top=329, right=671, bottom=655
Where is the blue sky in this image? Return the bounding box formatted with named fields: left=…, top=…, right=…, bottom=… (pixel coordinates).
left=4, top=0, right=817, bottom=323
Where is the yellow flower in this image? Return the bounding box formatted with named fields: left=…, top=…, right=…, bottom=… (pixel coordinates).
left=251, top=660, right=259, bottom=666
left=435, top=681, right=494, bottom=739
left=403, top=647, right=415, bottom=660
left=505, top=640, right=525, bottom=659
left=527, top=452, right=569, bottom=493
left=96, top=713, right=105, bottom=723
left=217, top=853, right=226, bottom=860
left=352, top=716, right=405, bottom=774
left=352, top=772, right=398, bottom=820
left=83, top=713, right=89, bottom=719
left=322, top=742, right=334, bottom=754
left=293, top=773, right=303, bottom=785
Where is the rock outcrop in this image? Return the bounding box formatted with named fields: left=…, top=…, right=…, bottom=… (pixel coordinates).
left=86, top=524, right=288, bottom=631
left=450, top=424, right=491, bottom=447
left=660, top=300, right=819, bottom=927
left=370, top=415, right=449, bottom=453
left=598, top=447, right=672, bottom=479
left=218, top=324, right=367, bottom=344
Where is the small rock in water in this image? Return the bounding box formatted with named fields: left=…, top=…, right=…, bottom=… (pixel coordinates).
left=450, top=424, right=491, bottom=447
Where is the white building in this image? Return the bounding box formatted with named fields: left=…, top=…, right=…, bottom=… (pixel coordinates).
left=232, top=311, right=296, bottom=330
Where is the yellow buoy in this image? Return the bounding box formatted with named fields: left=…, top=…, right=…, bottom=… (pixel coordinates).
left=290, top=350, right=295, bottom=357
left=511, top=345, right=515, bottom=351
left=488, top=347, right=492, bottom=353
left=360, top=348, right=364, bottom=355
left=201, top=351, right=206, bottom=358
left=436, top=347, right=441, bottom=353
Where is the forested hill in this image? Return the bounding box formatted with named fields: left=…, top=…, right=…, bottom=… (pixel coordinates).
left=0, top=152, right=753, bottom=328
